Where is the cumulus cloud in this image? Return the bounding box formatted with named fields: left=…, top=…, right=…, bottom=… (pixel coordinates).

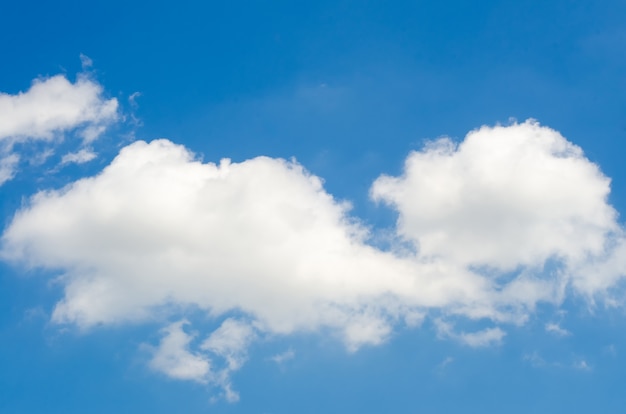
left=2, top=120, right=626, bottom=399
left=1, top=139, right=485, bottom=345
left=0, top=72, right=118, bottom=184
left=371, top=120, right=617, bottom=272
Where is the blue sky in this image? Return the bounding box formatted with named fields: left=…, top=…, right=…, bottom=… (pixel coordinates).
left=1, top=1, right=626, bottom=412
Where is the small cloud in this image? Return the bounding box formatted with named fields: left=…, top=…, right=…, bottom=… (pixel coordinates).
left=435, top=319, right=505, bottom=348
left=523, top=351, right=547, bottom=368
left=434, top=356, right=454, bottom=374
left=29, top=148, right=55, bottom=166
left=127, top=92, right=143, bottom=128
left=147, top=320, right=211, bottom=383
left=200, top=318, right=257, bottom=403
left=269, top=348, right=295, bottom=365
left=572, top=359, right=592, bottom=371
left=0, top=153, right=19, bottom=186
left=80, top=53, right=93, bottom=69
left=0, top=69, right=118, bottom=184
left=80, top=125, right=108, bottom=144
left=439, top=356, right=454, bottom=367
left=603, top=344, right=617, bottom=357
left=524, top=351, right=593, bottom=372
left=545, top=322, right=571, bottom=337
left=61, top=148, right=97, bottom=165
left=459, top=328, right=506, bottom=347
left=128, top=92, right=141, bottom=107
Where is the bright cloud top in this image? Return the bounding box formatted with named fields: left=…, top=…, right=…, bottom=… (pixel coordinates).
left=0, top=73, right=118, bottom=184
left=0, top=74, right=118, bottom=143
left=2, top=120, right=626, bottom=398
left=371, top=121, right=617, bottom=271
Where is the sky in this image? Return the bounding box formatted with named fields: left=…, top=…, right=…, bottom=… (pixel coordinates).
left=1, top=0, right=626, bottom=412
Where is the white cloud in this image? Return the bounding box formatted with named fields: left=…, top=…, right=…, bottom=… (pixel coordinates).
left=435, top=319, right=506, bottom=347
left=269, top=349, right=295, bottom=364
left=545, top=322, right=571, bottom=337
left=148, top=318, right=255, bottom=402
left=0, top=72, right=118, bottom=185
left=0, top=74, right=118, bottom=144
left=201, top=318, right=255, bottom=371
left=459, top=327, right=506, bottom=347
left=0, top=153, right=19, bottom=185
left=371, top=120, right=617, bottom=272
left=2, top=139, right=484, bottom=345
left=200, top=318, right=256, bottom=402
left=3, top=120, right=626, bottom=399
left=148, top=320, right=211, bottom=382
left=61, top=148, right=97, bottom=165
left=79, top=53, right=93, bottom=70
left=342, top=314, right=393, bottom=351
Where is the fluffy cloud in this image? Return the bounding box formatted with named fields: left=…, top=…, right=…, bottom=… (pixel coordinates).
left=371, top=121, right=617, bottom=271
left=0, top=73, right=118, bottom=183
left=148, top=320, right=211, bottom=382
left=3, top=139, right=461, bottom=344
left=148, top=318, right=256, bottom=401
left=0, top=74, right=117, bottom=143
left=2, top=120, right=626, bottom=398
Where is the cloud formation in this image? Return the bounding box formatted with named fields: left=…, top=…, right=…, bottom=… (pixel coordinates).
left=371, top=121, right=617, bottom=271
left=0, top=73, right=118, bottom=184
left=148, top=320, right=211, bottom=382
left=2, top=120, right=625, bottom=399
left=148, top=318, right=256, bottom=401
left=0, top=74, right=117, bottom=143
left=60, top=148, right=97, bottom=165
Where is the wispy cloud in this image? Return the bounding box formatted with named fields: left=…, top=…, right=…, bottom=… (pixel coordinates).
left=60, top=148, right=97, bottom=165
left=147, top=319, right=255, bottom=402
left=269, top=349, right=295, bottom=365
left=0, top=153, right=19, bottom=186
left=435, top=319, right=506, bottom=348
left=434, top=356, right=454, bottom=375
left=545, top=322, right=571, bottom=337
left=524, top=351, right=593, bottom=372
